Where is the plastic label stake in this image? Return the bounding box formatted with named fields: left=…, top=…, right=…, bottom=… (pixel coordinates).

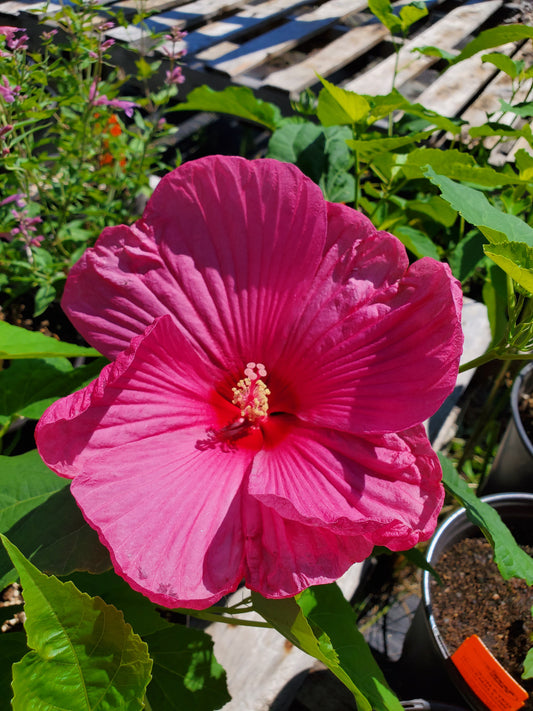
left=451, top=634, right=528, bottom=711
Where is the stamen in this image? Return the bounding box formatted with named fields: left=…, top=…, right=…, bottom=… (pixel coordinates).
left=232, top=363, right=270, bottom=424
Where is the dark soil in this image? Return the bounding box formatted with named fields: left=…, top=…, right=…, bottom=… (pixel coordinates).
left=431, top=537, right=533, bottom=709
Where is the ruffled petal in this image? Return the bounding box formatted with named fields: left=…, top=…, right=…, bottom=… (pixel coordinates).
left=249, top=421, right=443, bottom=546
left=242, top=493, right=374, bottom=598
left=36, top=315, right=253, bottom=608
left=62, top=156, right=328, bottom=365
left=272, top=202, right=463, bottom=433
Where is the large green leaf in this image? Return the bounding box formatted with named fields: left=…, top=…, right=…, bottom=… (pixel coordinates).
left=440, top=455, right=533, bottom=584
left=0, top=450, right=69, bottom=532
left=3, top=536, right=152, bottom=711
left=404, top=148, right=522, bottom=187
left=317, top=77, right=370, bottom=126
left=365, top=91, right=461, bottom=133
left=0, top=486, right=111, bottom=589
left=451, top=25, right=533, bottom=65
left=449, top=230, right=486, bottom=283
left=347, top=129, right=434, bottom=162
left=0, top=321, right=100, bottom=359
left=252, top=587, right=402, bottom=711
left=523, top=642, right=533, bottom=679
left=482, top=261, right=508, bottom=345
left=267, top=122, right=354, bottom=202
left=173, top=85, right=282, bottom=131
left=393, top=225, right=440, bottom=260
left=425, top=167, right=533, bottom=245
left=67, top=569, right=170, bottom=637
left=0, top=356, right=105, bottom=422
left=144, top=626, right=231, bottom=710
left=484, top=241, right=533, bottom=293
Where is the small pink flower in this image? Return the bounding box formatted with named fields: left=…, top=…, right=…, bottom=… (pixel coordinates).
left=36, top=156, right=463, bottom=609
left=88, top=80, right=137, bottom=118
left=0, top=75, right=20, bottom=103
left=165, top=66, right=185, bottom=85
left=0, top=26, right=20, bottom=42
left=0, top=192, right=25, bottom=207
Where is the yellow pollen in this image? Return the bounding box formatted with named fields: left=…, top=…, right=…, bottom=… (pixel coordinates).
left=231, top=362, right=270, bottom=423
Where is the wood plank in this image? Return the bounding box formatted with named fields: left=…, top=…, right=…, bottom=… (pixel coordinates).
left=106, top=0, right=246, bottom=43
left=415, top=48, right=511, bottom=118
left=343, top=0, right=503, bottom=95
left=112, top=0, right=193, bottom=15
left=265, top=21, right=388, bottom=95
left=203, top=0, right=369, bottom=77
left=166, top=0, right=312, bottom=57
left=460, top=43, right=533, bottom=133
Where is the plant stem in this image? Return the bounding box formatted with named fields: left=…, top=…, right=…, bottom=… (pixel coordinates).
left=172, top=608, right=272, bottom=628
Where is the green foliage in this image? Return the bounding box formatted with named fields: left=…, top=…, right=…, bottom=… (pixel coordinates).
left=0, top=484, right=111, bottom=589
left=368, top=0, right=428, bottom=35
left=0, top=0, right=182, bottom=315
left=316, top=77, right=370, bottom=126
left=253, top=586, right=402, bottom=711
left=440, top=455, right=533, bottom=584
left=0, top=321, right=100, bottom=359
left=173, top=84, right=283, bottom=131
left=2, top=535, right=152, bottom=710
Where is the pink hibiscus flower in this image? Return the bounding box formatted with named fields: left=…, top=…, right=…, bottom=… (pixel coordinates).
left=36, top=156, right=463, bottom=609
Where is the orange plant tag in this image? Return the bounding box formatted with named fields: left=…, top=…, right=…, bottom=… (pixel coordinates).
left=451, top=634, right=528, bottom=711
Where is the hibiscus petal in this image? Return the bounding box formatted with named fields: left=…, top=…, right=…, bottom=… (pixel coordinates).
left=242, top=493, right=374, bottom=598
left=36, top=315, right=251, bottom=608
left=273, top=202, right=463, bottom=433
left=62, top=156, right=328, bottom=366
left=249, top=420, right=443, bottom=547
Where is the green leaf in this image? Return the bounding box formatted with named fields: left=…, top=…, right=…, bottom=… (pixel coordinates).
left=347, top=129, right=434, bottom=162
left=407, top=195, right=457, bottom=228
left=451, top=24, right=533, bottom=65
left=0, top=632, right=28, bottom=702
left=440, top=454, right=533, bottom=584
left=394, top=225, right=440, bottom=259
left=33, top=283, right=56, bottom=317
left=0, top=451, right=69, bottom=532
left=0, top=356, right=105, bottom=422
left=67, top=569, right=170, bottom=637
left=317, top=76, right=370, bottom=126
left=144, top=626, right=231, bottom=710
left=365, top=91, right=462, bottom=133
left=398, top=1, right=428, bottom=32
left=484, top=241, right=533, bottom=293
left=469, top=123, right=533, bottom=143
left=482, top=261, right=508, bottom=345
left=523, top=637, right=533, bottom=679
left=368, top=0, right=401, bottom=33
left=0, top=322, right=100, bottom=359
left=253, top=587, right=402, bottom=711
left=2, top=535, right=152, bottom=711
left=173, top=85, right=283, bottom=131
left=449, top=230, right=486, bottom=283
left=515, top=148, right=533, bottom=181
left=404, top=148, right=522, bottom=187
left=0, top=486, right=111, bottom=590
left=498, top=99, right=533, bottom=118
left=481, top=51, right=521, bottom=79
left=425, top=167, right=533, bottom=245
left=267, top=122, right=354, bottom=201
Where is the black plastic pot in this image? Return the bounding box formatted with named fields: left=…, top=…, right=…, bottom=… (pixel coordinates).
left=483, top=362, right=533, bottom=494
left=401, top=493, right=533, bottom=710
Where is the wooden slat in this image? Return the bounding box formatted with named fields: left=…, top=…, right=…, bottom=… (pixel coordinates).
left=168, top=0, right=312, bottom=57
left=343, top=0, right=503, bottom=94
left=265, top=21, right=388, bottom=94
left=203, top=0, right=369, bottom=77
left=460, top=43, right=533, bottom=133
left=106, top=0, right=246, bottom=43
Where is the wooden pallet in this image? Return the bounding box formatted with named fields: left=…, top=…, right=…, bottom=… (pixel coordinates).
left=3, top=0, right=529, bottom=152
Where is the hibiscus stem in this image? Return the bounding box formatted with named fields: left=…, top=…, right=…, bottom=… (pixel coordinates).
left=173, top=608, right=273, bottom=628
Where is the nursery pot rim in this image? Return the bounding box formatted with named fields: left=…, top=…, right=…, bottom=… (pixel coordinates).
left=422, top=491, right=533, bottom=661
left=511, top=361, right=533, bottom=457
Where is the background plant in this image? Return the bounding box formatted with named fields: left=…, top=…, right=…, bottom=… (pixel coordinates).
left=0, top=0, right=183, bottom=317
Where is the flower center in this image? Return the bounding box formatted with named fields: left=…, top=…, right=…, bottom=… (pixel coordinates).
left=231, top=362, right=270, bottom=424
